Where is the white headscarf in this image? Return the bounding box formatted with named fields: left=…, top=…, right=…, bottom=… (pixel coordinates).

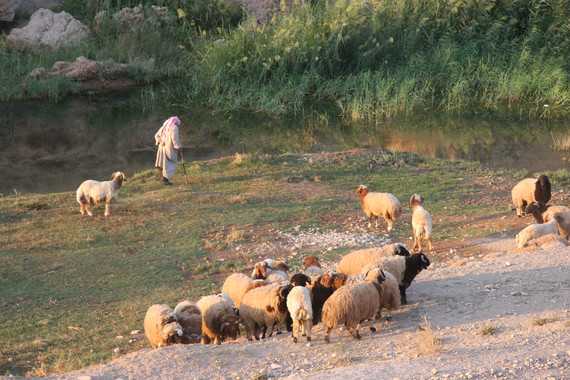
left=159, top=116, right=180, bottom=143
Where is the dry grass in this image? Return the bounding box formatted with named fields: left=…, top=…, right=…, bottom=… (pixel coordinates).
left=226, top=227, right=246, bottom=244
left=478, top=325, right=498, bottom=336
left=530, top=315, right=557, bottom=327
left=398, top=315, right=444, bottom=356
left=551, top=131, right=570, bottom=151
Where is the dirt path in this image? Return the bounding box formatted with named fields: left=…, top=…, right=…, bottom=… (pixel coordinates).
left=49, top=238, right=569, bottom=380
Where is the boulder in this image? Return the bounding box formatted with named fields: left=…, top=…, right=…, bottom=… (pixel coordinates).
left=94, top=5, right=173, bottom=32
left=0, top=0, right=16, bottom=21
left=46, top=56, right=129, bottom=82
left=5, top=8, right=88, bottom=50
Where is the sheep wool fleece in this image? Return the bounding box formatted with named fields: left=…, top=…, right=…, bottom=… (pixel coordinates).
left=155, top=118, right=182, bottom=181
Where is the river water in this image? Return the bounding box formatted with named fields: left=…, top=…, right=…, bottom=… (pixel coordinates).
left=0, top=90, right=568, bottom=194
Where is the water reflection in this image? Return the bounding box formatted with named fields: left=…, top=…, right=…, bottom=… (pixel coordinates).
left=0, top=90, right=568, bottom=194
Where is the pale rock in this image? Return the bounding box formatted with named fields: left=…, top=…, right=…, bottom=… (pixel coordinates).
left=0, top=0, right=16, bottom=21
left=6, top=8, right=88, bottom=50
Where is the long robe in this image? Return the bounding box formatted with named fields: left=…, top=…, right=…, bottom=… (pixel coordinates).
left=155, top=124, right=181, bottom=180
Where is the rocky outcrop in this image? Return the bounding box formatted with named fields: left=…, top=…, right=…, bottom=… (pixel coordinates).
left=94, top=5, right=173, bottom=32
left=5, top=8, right=88, bottom=50
left=0, top=0, right=16, bottom=21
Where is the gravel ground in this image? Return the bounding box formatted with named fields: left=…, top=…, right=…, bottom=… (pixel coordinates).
left=46, top=237, right=570, bottom=380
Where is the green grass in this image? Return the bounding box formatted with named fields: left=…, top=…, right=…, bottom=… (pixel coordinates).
left=0, top=150, right=569, bottom=376
left=1, top=0, right=568, bottom=120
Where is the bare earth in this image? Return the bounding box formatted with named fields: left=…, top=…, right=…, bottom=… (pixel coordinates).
left=47, top=237, right=569, bottom=380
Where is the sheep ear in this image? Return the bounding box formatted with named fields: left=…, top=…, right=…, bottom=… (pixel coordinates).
left=420, top=195, right=424, bottom=203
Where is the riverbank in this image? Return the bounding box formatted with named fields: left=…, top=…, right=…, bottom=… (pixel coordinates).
left=0, top=149, right=569, bottom=376
left=1, top=0, right=568, bottom=119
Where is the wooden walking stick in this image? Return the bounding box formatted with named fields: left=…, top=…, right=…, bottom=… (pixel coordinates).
left=180, top=149, right=188, bottom=186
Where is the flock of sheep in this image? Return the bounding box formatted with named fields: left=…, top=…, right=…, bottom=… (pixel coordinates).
left=72, top=171, right=568, bottom=348
left=142, top=184, right=437, bottom=348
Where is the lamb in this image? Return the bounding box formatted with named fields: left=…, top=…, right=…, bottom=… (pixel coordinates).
left=195, top=294, right=240, bottom=345
left=303, top=255, right=325, bottom=277
left=286, top=283, right=313, bottom=343
left=310, top=271, right=347, bottom=325
left=321, top=268, right=385, bottom=343
left=355, top=185, right=402, bottom=231
left=76, top=171, right=126, bottom=217
left=360, top=253, right=431, bottom=305
left=143, top=304, right=183, bottom=348
left=551, top=211, right=570, bottom=240
left=511, top=175, right=551, bottom=217
left=239, top=283, right=293, bottom=341
left=221, top=273, right=266, bottom=308
left=525, top=202, right=570, bottom=224
left=515, top=220, right=559, bottom=248
left=336, top=243, right=410, bottom=275
left=407, top=194, right=433, bottom=254
left=174, top=300, right=203, bottom=344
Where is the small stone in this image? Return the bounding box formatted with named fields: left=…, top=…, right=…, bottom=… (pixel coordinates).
left=113, top=347, right=122, bottom=353
left=270, top=364, right=281, bottom=369
left=116, top=335, right=124, bottom=339
left=431, top=368, right=438, bottom=375
left=511, top=292, right=521, bottom=296
left=130, top=330, right=141, bottom=335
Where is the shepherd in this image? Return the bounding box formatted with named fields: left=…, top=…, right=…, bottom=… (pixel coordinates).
left=154, top=116, right=183, bottom=185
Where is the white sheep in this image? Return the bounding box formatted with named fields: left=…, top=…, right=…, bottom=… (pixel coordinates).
left=143, top=304, right=183, bottom=348
left=355, top=185, right=402, bottom=231
left=76, top=171, right=126, bottom=217
left=239, top=283, right=293, bottom=341
left=221, top=273, right=266, bottom=308
left=286, top=285, right=313, bottom=343
left=303, top=254, right=325, bottom=278
left=515, top=219, right=559, bottom=248
left=265, top=270, right=289, bottom=284
left=321, top=268, right=385, bottom=343
left=407, top=194, right=433, bottom=254
left=511, top=175, right=551, bottom=217
left=360, top=253, right=431, bottom=305
left=195, top=294, right=240, bottom=345
left=174, top=300, right=202, bottom=344
left=336, top=243, right=410, bottom=275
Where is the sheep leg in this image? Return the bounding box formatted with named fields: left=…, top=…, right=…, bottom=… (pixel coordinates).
left=399, top=285, right=407, bottom=305
left=386, top=219, right=393, bottom=231
left=104, top=203, right=111, bottom=217
left=346, top=325, right=361, bottom=340
left=85, top=204, right=93, bottom=217
left=80, top=203, right=86, bottom=215
left=214, top=335, right=222, bottom=345
left=304, top=320, right=312, bottom=341
left=292, top=320, right=299, bottom=343
left=375, top=216, right=379, bottom=228
left=427, top=237, right=433, bottom=254
left=417, top=236, right=423, bottom=253
left=367, top=214, right=373, bottom=228
left=368, top=318, right=376, bottom=332
left=412, top=236, right=419, bottom=252
left=324, top=326, right=333, bottom=344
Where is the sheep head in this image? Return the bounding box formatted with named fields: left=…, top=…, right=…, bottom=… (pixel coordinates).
left=159, top=316, right=183, bottom=347
left=303, top=254, right=321, bottom=269
left=525, top=202, right=546, bottom=223
left=355, top=185, right=370, bottom=197
left=321, top=271, right=347, bottom=289
left=535, top=175, right=551, bottom=204
left=418, top=253, right=431, bottom=269
left=290, top=273, right=311, bottom=287
left=407, top=194, right=424, bottom=207
left=252, top=261, right=270, bottom=279
left=220, top=316, right=240, bottom=341
left=364, top=268, right=386, bottom=284
left=395, top=243, right=411, bottom=257
left=111, top=171, right=127, bottom=184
